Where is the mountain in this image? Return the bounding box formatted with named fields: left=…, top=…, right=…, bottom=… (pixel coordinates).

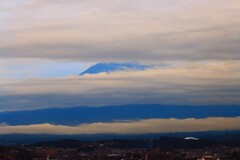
left=80, top=62, right=152, bottom=75
left=0, top=104, right=239, bottom=126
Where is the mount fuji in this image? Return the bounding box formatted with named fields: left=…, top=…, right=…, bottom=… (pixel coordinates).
left=80, top=62, right=152, bottom=75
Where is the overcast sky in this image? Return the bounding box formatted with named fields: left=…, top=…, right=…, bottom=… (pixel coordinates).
left=0, top=0, right=239, bottom=134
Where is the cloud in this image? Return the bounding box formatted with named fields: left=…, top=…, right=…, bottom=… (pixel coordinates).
left=0, top=61, right=239, bottom=111
left=0, top=0, right=239, bottom=62
left=0, top=117, right=239, bottom=135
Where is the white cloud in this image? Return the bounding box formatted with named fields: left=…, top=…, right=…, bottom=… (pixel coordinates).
left=0, top=117, right=239, bottom=134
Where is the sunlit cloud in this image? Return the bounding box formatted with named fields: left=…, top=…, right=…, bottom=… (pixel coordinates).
left=0, top=117, right=239, bottom=135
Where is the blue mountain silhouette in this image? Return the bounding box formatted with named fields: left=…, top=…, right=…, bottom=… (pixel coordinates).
left=0, top=104, right=239, bottom=126
left=80, top=62, right=151, bottom=75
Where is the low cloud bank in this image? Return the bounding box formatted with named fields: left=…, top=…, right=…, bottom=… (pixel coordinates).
left=0, top=117, right=239, bottom=135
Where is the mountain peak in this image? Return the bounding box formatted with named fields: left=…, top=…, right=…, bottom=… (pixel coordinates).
left=80, top=62, right=151, bottom=75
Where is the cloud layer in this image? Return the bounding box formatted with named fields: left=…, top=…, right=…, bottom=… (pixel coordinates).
left=0, top=61, right=240, bottom=111
left=0, top=0, right=239, bottom=62
left=0, top=117, right=239, bottom=135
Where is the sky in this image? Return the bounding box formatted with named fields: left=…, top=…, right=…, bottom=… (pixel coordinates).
left=0, top=0, right=240, bottom=135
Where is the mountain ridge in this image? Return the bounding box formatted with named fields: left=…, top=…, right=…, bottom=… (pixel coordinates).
left=0, top=104, right=239, bottom=126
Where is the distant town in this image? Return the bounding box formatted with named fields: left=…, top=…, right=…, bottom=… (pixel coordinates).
left=1, top=137, right=239, bottom=160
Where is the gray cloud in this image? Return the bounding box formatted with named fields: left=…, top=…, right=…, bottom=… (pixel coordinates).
left=0, top=0, right=239, bottom=62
